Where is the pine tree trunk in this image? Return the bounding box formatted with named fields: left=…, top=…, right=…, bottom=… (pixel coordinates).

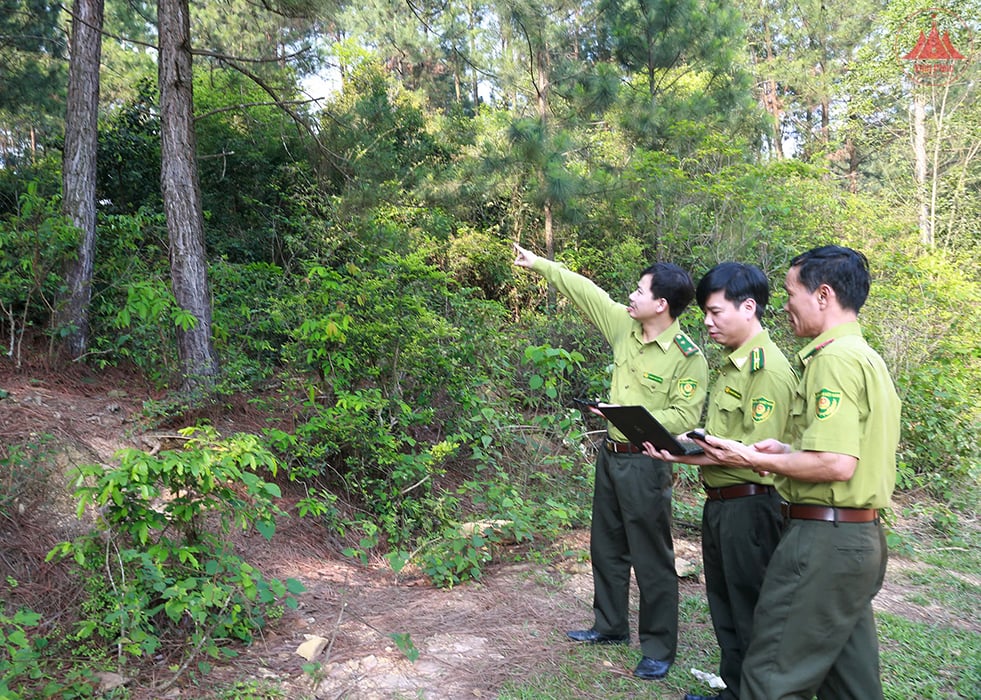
left=159, top=0, right=219, bottom=393
left=57, top=0, right=104, bottom=359
left=911, top=94, right=931, bottom=247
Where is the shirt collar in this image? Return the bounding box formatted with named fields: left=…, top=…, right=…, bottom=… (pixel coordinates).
left=636, top=318, right=682, bottom=350
left=727, top=329, right=771, bottom=370
left=797, top=321, right=863, bottom=366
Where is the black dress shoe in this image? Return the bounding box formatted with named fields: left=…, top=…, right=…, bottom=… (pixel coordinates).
left=565, top=629, right=629, bottom=644
left=683, top=695, right=720, bottom=700
left=633, top=656, right=671, bottom=680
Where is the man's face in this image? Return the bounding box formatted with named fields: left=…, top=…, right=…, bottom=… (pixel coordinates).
left=628, top=273, right=663, bottom=321
left=702, top=290, right=756, bottom=350
left=784, top=266, right=821, bottom=337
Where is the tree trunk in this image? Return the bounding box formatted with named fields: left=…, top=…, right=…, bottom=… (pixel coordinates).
left=911, top=94, right=931, bottom=247
left=56, top=0, right=104, bottom=359
left=758, top=16, right=784, bottom=159
left=159, top=0, right=220, bottom=393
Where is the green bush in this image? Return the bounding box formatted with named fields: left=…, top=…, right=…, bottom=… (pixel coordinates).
left=0, top=183, right=78, bottom=364
left=0, top=600, right=102, bottom=698
left=48, top=427, right=303, bottom=672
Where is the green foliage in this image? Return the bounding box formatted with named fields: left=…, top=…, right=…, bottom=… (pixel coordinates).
left=389, top=632, right=419, bottom=662
left=193, top=70, right=311, bottom=264
left=895, top=364, right=979, bottom=501
left=0, top=605, right=44, bottom=698
left=0, top=184, right=78, bottom=364
left=209, top=259, right=290, bottom=389
left=855, top=245, right=980, bottom=500
left=48, top=427, right=303, bottom=670
left=0, top=435, right=56, bottom=521
left=0, top=603, right=95, bottom=699
left=96, top=79, right=161, bottom=215
left=417, top=525, right=496, bottom=588
left=317, top=59, right=450, bottom=199
left=446, top=226, right=515, bottom=301
left=109, top=279, right=193, bottom=386
left=522, top=344, right=586, bottom=408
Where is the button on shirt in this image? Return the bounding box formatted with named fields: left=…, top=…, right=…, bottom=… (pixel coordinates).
left=530, top=258, right=707, bottom=440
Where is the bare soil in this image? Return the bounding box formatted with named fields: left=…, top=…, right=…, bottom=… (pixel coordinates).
left=1, top=363, right=977, bottom=699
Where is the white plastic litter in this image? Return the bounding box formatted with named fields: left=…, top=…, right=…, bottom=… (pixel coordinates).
left=690, top=667, right=727, bottom=690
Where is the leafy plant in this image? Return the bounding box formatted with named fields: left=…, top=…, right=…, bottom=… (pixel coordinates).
left=521, top=344, right=586, bottom=409
left=0, top=435, right=56, bottom=522
left=48, top=427, right=304, bottom=675
left=0, top=603, right=94, bottom=699
left=0, top=183, right=78, bottom=365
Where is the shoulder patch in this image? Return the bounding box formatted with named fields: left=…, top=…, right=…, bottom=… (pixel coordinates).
left=815, top=388, right=841, bottom=420
left=677, top=377, right=699, bottom=399
left=750, top=347, right=765, bottom=373
left=752, top=396, right=775, bottom=423
left=674, top=333, right=700, bottom=357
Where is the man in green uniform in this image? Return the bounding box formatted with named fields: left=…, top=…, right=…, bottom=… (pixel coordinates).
left=687, top=246, right=900, bottom=699
left=513, top=243, right=707, bottom=681
left=646, top=262, right=796, bottom=700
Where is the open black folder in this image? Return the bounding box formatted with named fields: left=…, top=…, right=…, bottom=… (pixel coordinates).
left=576, top=400, right=704, bottom=456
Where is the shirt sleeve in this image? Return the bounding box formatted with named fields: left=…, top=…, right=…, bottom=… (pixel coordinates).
left=798, top=352, right=863, bottom=458
left=530, top=258, right=630, bottom=343
left=742, top=364, right=798, bottom=445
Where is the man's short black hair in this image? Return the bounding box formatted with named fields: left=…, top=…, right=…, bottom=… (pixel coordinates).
left=695, top=262, right=769, bottom=320
left=641, top=262, right=696, bottom=319
left=790, top=245, right=870, bottom=312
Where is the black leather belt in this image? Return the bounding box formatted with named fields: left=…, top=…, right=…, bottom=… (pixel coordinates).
left=605, top=439, right=643, bottom=454
left=781, top=503, right=879, bottom=523
left=704, top=483, right=775, bottom=500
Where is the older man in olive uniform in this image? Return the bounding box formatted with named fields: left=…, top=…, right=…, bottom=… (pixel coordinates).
left=690, top=246, right=900, bottom=699
left=647, top=262, right=796, bottom=700
left=514, top=244, right=707, bottom=681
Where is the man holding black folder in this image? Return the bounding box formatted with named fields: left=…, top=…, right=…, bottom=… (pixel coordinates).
left=645, top=263, right=796, bottom=700
left=514, top=244, right=707, bottom=681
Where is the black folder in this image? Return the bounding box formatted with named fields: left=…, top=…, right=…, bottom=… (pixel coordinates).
left=577, top=401, right=704, bottom=456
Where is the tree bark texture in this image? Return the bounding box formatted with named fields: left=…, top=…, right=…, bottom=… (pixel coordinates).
left=57, top=0, right=104, bottom=358
left=911, top=94, right=930, bottom=247
left=158, top=0, right=220, bottom=392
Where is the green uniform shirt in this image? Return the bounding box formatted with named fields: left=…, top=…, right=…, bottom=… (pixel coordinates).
left=531, top=258, right=707, bottom=439
left=776, top=321, right=901, bottom=509
left=702, top=330, right=797, bottom=488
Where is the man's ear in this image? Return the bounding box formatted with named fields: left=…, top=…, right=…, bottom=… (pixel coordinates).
left=742, top=298, right=757, bottom=317
left=816, top=283, right=835, bottom=308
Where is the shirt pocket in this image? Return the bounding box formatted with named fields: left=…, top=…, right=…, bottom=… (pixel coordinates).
left=711, top=389, right=744, bottom=432
left=616, top=356, right=671, bottom=401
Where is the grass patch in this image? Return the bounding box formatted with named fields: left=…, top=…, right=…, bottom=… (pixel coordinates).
left=499, top=593, right=721, bottom=699
left=879, top=614, right=981, bottom=699
left=891, top=566, right=980, bottom=621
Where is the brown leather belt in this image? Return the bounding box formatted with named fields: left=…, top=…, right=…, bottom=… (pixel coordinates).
left=781, top=503, right=879, bottom=523
left=704, top=483, right=775, bottom=500
left=605, top=439, right=644, bottom=454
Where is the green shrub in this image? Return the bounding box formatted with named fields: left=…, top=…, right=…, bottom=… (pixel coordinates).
left=0, top=602, right=95, bottom=699
left=48, top=427, right=304, bottom=672
left=0, top=435, right=56, bottom=521
left=0, top=183, right=78, bottom=364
